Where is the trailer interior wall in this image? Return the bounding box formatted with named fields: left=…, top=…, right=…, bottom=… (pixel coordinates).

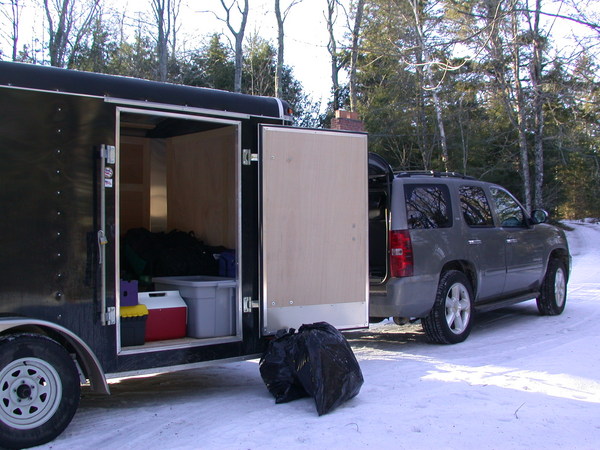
left=120, top=126, right=236, bottom=246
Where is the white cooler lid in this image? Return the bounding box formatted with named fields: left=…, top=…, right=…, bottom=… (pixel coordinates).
left=138, top=291, right=187, bottom=309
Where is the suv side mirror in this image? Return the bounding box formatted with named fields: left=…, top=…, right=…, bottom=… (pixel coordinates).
left=531, top=209, right=549, bottom=224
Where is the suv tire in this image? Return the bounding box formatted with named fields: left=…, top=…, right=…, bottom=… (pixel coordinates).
left=422, top=270, right=474, bottom=344
left=536, top=259, right=567, bottom=316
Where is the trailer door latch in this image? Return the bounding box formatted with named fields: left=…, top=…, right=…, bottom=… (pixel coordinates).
left=242, top=149, right=258, bottom=165
left=243, top=297, right=258, bottom=313
left=100, top=144, right=116, bottom=164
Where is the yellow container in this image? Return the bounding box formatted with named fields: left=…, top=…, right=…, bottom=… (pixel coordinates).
left=120, top=304, right=148, bottom=346
left=120, top=304, right=148, bottom=318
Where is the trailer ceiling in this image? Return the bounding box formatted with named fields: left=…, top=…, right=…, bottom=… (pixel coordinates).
left=120, top=114, right=230, bottom=138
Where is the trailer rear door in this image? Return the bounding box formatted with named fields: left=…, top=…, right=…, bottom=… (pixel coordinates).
left=260, top=126, right=369, bottom=334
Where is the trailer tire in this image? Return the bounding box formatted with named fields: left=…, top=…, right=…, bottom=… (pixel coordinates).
left=0, top=333, right=81, bottom=449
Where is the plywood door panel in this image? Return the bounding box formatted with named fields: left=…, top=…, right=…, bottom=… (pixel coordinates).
left=262, top=127, right=368, bottom=332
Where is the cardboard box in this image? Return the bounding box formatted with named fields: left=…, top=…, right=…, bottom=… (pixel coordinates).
left=153, top=276, right=236, bottom=338
left=138, top=291, right=187, bottom=341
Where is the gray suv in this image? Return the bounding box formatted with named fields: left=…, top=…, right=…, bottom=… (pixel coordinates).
left=368, top=154, right=571, bottom=344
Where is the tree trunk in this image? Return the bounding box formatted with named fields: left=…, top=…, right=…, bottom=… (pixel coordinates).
left=349, top=0, right=364, bottom=112
left=408, top=0, right=448, bottom=171
left=326, top=0, right=340, bottom=110
left=220, top=0, right=249, bottom=93
left=530, top=0, right=545, bottom=210
left=511, top=12, right=533, bottom=212
left=44, top=0, right=71, bottom=67
left=4, top=0, right=21, bottom=61
left=152, top=0, right=170, bottom=82
left=44, top=0, right=100, bottom=68
left=275, top=0, right=284, bottom=99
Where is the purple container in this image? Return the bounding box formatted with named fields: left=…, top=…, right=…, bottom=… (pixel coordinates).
left=120, top=280, right=139, bottom=306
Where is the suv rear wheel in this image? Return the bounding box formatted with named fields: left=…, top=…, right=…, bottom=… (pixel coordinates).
left=422, top=270, right=474, bottom=344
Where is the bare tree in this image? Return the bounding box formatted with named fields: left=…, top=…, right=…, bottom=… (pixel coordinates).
left=152, top=0, right=172, bottom=81
left=406, top=0, right=449, bottom=171
left=478, top=0, right=533, bottom=210
left=527, top=0, right=545, bottom=209
left=218, top=0, right=249, bottom=92
left=169, top=0, right=181, bottom=61
left=274, top=0, right=301, bottom=98
left=43, top=0, right=100, bottom=67
left=1, top=0, right=22, bottom=61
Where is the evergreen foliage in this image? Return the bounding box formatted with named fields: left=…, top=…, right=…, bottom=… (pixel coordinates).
left=0, top=0, right=597, bottom=217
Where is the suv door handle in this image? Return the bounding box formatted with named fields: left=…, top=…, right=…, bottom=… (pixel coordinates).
left=506, top=238, right=518, bottom=244
left=468, top=239, right=482, bottom=245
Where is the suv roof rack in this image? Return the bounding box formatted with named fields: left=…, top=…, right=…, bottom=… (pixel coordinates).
left=395, top=170, right=476, bottom=180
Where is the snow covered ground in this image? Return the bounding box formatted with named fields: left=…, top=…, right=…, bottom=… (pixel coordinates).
left=36, top=220, right=600, bottom=449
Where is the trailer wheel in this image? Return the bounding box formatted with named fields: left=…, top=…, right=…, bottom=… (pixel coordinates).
left=0, top=333, right=81, bottom=449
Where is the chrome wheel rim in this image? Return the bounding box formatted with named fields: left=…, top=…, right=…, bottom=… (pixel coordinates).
left=555, top=267, right=566, bottom=308
left=445, top=283, right=471, bottom=335
left=0, top=357, right=62, bottom=429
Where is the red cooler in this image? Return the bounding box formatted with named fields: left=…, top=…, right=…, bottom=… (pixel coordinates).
left=138, top=291, right=187, bottom=341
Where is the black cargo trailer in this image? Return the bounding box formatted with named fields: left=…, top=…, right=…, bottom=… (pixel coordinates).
left=0, top=62, right=369, bottom=448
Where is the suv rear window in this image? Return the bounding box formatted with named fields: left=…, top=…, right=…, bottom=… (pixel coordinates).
left=405, top=184, right=452, bottom=229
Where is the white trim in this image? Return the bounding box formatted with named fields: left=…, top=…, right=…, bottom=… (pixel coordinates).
left=114, top=107, right=244, bottom=354
left=106, top=97, right=251, bottom=119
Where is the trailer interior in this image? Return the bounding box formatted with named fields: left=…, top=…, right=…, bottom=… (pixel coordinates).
left=117, top=108, right=241, bottom=352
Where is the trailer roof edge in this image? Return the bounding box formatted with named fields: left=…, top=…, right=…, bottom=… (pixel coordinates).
left=0, top=61, right=291, bottom=122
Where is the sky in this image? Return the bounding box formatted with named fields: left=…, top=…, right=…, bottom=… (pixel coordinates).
left=31, top=219, right=600, bottom=449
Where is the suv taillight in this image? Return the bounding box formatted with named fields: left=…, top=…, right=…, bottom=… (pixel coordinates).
left=390, top=230, right=414, bottom=277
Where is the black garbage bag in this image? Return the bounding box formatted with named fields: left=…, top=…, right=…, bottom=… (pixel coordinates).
left=259, top=322, right=364, bottom=415
left=259, top=329, right=309, bottom=403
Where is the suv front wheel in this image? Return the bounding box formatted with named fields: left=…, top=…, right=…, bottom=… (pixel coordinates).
left=422, top=270, right=474, bottom=344
left=536, top=259, right=567, bottom=316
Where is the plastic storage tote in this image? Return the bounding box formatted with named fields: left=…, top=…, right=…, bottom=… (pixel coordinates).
left=153, top=276, right=237, bottom=338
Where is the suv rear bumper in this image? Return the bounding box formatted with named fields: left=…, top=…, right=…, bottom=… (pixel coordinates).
left=369, top=274, right=438, bottom=318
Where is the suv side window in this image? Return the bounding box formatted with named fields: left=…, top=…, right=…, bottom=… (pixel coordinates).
left=405, top=184, right=452, bottom=229
left=489, top=187, right=527, bottom=228
left=459, top=185, right=494, bottom=227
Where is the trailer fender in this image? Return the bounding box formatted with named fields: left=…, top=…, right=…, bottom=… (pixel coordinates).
left=0, top=317, right=110, bottom=395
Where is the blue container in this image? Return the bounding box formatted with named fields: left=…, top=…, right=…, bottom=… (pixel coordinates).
left=218, top=250, right=236, bottom=277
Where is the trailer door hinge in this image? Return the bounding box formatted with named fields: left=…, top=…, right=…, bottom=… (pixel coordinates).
left=100, top=144, right=116, bottom=164
left=103, top=306, right=116, bottom=326
left=242, top=149, right=258, bottom=165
